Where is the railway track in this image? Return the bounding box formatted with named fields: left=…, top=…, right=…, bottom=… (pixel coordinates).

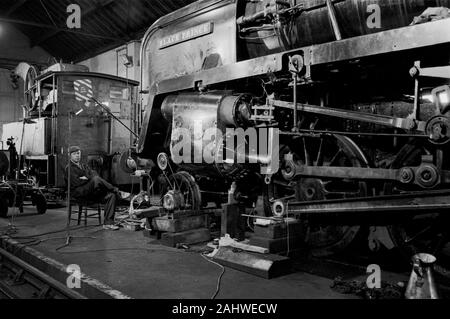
left=0, top=247, right=86, bottom=299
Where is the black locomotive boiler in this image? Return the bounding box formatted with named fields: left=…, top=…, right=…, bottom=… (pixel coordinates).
left=137, top=0, right=450, bottom=259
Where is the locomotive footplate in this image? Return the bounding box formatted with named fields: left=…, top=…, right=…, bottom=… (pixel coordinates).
left=282, top=189, right=450, bottom=217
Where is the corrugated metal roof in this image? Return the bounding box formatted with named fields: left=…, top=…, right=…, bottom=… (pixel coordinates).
left=0, top=0, right=196, bottom=63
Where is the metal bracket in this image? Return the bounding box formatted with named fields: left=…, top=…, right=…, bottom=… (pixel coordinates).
left=413, top=65, right=450, bottom=79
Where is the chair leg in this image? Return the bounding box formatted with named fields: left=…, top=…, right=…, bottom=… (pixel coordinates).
left=68, top=204, right=72, bottom=226
left=77, top=205, right=82, bottom=225
left=97, top=205, right=102, bottom=225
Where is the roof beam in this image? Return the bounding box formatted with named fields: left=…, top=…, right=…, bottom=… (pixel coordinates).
left=0, top=17, right=119, bottom=41
left=31, top=0, right=117, bottom=47
left=5, top=0, right=29, bottom=16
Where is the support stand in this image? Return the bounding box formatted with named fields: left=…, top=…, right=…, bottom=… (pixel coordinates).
left=60, top=112, right=74, bottom=251
left=57, top=112, right=95, bottom=251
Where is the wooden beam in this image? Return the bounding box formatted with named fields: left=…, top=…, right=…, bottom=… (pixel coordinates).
left=31, top=0, right=118, bottom=48
left=0, top=17, right=118, bottom=41
left=5, top=0, right=29, bottom=16
left=0, top=58, right=47, bottom=70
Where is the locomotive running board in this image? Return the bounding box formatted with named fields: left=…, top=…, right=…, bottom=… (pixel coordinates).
left=284, top=189, right=450, bottom=216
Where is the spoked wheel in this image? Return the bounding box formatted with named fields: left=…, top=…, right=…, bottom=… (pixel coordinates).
left=385, top=140, right=450, bottom=264
left=265, top=134, right=370, bottom=256
left=160, top=171, right=202, bottom=212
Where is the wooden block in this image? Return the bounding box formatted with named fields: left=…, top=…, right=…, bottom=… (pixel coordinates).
left=254, top=221, right=302, bottom=239
left=160, top=228, right=211, bottom=247
left=123, top=223, right=142, bottom=231
left=134, top=207, right=164, bottom=219
left=249, top=235, right=302, bottom=253
left=152, top=214, right=208, bottom=233
left=212, top=246, right=292, bottom=279
left=221, top=204, right=246, bottom=240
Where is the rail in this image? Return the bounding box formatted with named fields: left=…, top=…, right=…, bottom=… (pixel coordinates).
left=0, top=247, right=86, bottom=299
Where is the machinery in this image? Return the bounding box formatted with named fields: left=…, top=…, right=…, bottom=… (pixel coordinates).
left=0, top=137, right=47, bottom=218
left=136, top=0, right=450, bottom=261
left=1, top=62, right=140, bottom=216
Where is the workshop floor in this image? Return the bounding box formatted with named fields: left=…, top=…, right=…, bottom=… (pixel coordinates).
left=0, top=205, right=362, bottom=299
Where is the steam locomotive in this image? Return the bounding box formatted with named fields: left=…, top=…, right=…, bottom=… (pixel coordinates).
left=137, top=0, right=450, bottom=259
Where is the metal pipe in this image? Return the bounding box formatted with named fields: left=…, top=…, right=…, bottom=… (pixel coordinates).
left=90, top=97, right=138, bottom=138
left=413, top=61, right=421, bottom=120
left=272, top=99, right=425, bottom=131
left=293, top=74, right=298, bottom=132
left=326, top=0, right=342, bottom=40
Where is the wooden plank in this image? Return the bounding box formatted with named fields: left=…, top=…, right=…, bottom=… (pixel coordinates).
left=249, top=235, right=303, bottom=254
left=211, top=246, right=292, bottom=279
left=253, top=221, right=302, bottom=239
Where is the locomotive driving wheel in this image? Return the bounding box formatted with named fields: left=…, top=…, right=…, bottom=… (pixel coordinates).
left=385, top=140, right=450, bottom=265
left=161, top=171, right=202, bottom=212
left=265, top=134, right=370, bottom=256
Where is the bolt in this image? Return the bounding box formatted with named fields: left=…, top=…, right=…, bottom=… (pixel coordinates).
left=421, top=171, right=432, bottom=181
left=409, top=66, right=419, bottom=78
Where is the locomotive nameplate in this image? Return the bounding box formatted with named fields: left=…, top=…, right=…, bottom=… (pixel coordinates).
left=159, top=22, right=214, bottom=49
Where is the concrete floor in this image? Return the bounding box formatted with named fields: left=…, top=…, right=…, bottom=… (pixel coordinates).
left=0, top=205, right=359, bottom=299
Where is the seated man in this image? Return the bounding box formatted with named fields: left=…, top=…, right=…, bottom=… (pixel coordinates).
left=65, top=146, right=123, bottom=230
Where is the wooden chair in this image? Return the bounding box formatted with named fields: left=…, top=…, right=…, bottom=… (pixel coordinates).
left=69, top=199, right=102, bottom=226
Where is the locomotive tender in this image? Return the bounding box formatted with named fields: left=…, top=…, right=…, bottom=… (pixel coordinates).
left=138, top=0, right=450, bottom=257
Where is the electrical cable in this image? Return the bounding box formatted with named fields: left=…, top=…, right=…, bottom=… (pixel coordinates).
left=10, top=224, right=98, bottom=240
left=39, top=0, right=58, bottom=27
left=200, top=253, right=225, bottom=299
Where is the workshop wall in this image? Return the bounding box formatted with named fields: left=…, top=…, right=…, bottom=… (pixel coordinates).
left=80, top=41, right=141, bottom=83
left=0, top=23, right=51, bottom=69
left=0, top=24, right=51, bottom=143
left=0, top=68, right=25, bottom=145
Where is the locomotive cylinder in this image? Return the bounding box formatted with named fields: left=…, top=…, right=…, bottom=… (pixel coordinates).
left=161, top=93, right=253, bottom=128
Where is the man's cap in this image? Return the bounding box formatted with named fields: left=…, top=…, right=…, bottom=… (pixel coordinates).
left=69, top=146, right=81, bottom=154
